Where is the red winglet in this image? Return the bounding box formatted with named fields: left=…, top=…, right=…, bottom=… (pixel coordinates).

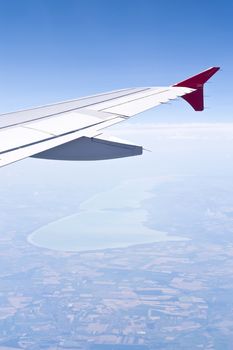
left=173, top=67, right=220, bottom=111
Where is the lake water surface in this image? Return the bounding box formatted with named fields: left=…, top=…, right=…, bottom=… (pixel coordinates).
left=28, top=177, right=187, bottom=252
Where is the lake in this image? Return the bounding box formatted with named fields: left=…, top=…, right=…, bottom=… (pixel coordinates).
left=28, top=177, right=187, bottom=252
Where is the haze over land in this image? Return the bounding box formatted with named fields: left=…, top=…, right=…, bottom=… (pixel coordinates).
left=1, top=123, right=233, bottom=349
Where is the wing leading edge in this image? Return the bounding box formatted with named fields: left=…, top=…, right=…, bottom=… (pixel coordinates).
left=0, top=67, right=219, bottom=167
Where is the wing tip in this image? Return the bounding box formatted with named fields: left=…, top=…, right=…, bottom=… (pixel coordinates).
left=173, top=67, right=220, bottom=111
left=173, top=66, right=220, bottom=89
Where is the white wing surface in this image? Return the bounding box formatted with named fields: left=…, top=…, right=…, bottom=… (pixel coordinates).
left=0, top=67, right=219, bottom=167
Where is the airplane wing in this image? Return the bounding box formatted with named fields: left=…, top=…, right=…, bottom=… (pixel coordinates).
left=0, top=67, right=219, bottom=167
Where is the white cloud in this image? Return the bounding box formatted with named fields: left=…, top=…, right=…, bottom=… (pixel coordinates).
left=110, top=123, right=233, bottom=140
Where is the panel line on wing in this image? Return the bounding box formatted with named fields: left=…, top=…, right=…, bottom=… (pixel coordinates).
left=0, top=88, right=133, bottom=118
left=0, top=116, right=122, bottom=156
left=98, top=88, right=170, bottom=112
left=22, top=125, right=57, bottom=136
left=0, top=88, right=149, bottom=130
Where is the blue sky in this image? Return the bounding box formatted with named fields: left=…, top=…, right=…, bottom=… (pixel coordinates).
left=0, top=0, right=232, bottom=122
